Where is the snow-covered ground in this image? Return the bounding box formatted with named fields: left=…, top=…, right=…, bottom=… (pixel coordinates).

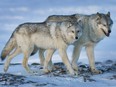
left=0, top=59, right=116, bottom=87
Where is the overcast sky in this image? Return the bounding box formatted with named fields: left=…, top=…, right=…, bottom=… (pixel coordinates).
left=0, top=0, right=116, bottom=63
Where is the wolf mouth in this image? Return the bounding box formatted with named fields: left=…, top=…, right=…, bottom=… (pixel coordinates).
left=101, top=28, right=109, bottom=37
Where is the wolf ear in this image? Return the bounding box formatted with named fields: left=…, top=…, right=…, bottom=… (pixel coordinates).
left=97, top=12, right=101, bottom=17
left=96, top=12, right=101, bottom=20
left=67, top=21, right=73, bottom=28
left=77, top=20, right=82, bottom=27
left=107, top=12, right=110, bottom=17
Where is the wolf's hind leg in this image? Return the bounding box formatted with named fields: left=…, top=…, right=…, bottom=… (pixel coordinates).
left=39, top=49, right=45, bottom=66
left=43, top=49, right=55, bottom=73
left=4, top=47, right=21, bottom=72
left=22, top=51, right=32, bottom=73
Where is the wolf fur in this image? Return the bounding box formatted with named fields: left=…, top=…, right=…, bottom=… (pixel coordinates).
left=71, top=12, right=113, bottom=73
left=29, top=15, right=82, bottom=73
left=1, top=21, right=81, bottom=75
left=30, top=14, right=82, bottom=65
left=32, top=12, right=113, bottom=74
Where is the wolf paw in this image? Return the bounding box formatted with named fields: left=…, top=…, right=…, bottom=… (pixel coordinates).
left=4, top=66, right=8, bottom=73
left=68, top=69, right=78, bottom=76
left=91, top=69, right=102, bottom=74
left=48, top=64, right=54, bottom=72
left=72, top=63, right=78, bottom=71
left=74, top=71, right=78, bottom=76
left=43, top=68, right=52, bottom=73
left=4, top=68, right=8, bottom=73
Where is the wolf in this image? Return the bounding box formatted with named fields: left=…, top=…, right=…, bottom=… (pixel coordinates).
left=32, top=12, right=113, bottom=74
left=31, top=14, right=79, bottom=68
left=71, top=12, right=113, bottom=74
left=1, top=21, right=82, bottom=75
left=30, top=14, right=82, bottom=73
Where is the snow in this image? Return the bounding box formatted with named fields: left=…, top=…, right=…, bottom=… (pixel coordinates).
left=0, top=60, right=116, bottom=87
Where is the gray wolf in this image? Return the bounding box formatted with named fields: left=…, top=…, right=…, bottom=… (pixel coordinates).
left=72, top=12, right=113, bottom=74
left=1, top=21, right=81, bottom=75
left=32, top=12, right=113, bottom=74
left=30, top=15, right=82, bottom=73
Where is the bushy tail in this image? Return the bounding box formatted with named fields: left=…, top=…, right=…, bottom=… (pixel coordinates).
left=1, top=35, right=16, bottom=61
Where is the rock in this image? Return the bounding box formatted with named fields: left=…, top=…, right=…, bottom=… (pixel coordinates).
left=105, top=60, right=113, bottom=64
left=0, top=73, right=26, bottom=86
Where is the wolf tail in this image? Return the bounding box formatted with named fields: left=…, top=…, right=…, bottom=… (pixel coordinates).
left=1, top=34, right=16, bottom=61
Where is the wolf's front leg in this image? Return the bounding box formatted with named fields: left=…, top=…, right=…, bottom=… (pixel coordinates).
left=71, top=43, right=82, bottom=71
left=58, top=48, right=77, bottom=76
left=43, top=49, right=55, bottom=73
left=85, top=45, right=102, bottom=74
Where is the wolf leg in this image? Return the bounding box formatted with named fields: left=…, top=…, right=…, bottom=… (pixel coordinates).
left=39, top=48, right=45, bottom=66
left=85, top=45, right=102, bottom=74
left=22, top=52, right=31, bottom=73
left=43, top=49, right=55, bottom=73
left=4, top=47, right=21, bottom=72
left=58, top=48, right=76, bottom=75
left=71, top=43, right=82, bottom=71
left=22, top=46, right=34, bottom=73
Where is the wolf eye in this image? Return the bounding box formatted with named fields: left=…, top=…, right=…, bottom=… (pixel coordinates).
left=77, top=30, right=80, bottom=33
left=72, top=31, right=74, bottom=33
left=103, top=24, right=106, bottom=27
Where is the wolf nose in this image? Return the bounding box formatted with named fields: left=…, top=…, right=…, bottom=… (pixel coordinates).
left=108, top=30, right=111, bottom=33
left=75, top=37, right=78, bottom=39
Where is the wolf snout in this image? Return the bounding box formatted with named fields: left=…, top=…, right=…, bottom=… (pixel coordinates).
left=108, top=30, right=111, bottom=33
left=75, top=36, right=78, bottom=39
left=101, top=28, right=111, bottom=37
left=107, top=30, right=111, bottom=37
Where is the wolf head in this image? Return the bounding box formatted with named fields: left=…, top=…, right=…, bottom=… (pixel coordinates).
left=60, top=21, right=82, bottom=44
left=95, top=12, right=113, bottom=37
